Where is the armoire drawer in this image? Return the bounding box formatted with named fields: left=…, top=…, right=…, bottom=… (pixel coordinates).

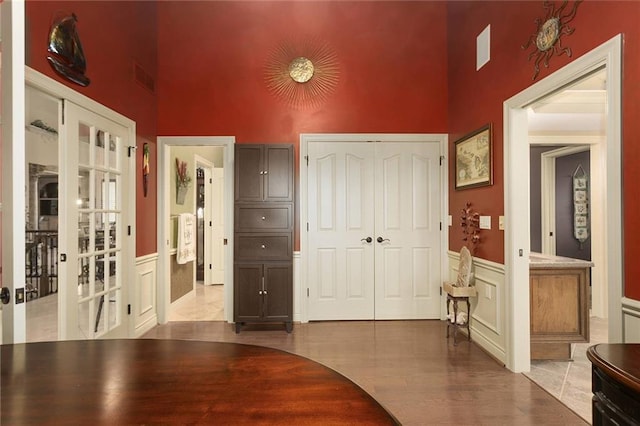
left=235, top=233, right=292, bottom=261
left=235, top=204, right=292, bottom=232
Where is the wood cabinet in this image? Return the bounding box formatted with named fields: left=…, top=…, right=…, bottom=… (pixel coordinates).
left=234, top=144, right=294, bottom=202
left=587, top=344, right=640, bottom=425
left=529, top=253, right=592, bottom=360
left=234, top=144, right=293, bottom=333
left=234, top=263, right=292, bottom=326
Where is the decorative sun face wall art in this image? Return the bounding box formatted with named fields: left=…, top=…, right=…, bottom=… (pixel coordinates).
left=264, top=38, right=340, bottom=108
left=522, top=0, right=582, bottom=80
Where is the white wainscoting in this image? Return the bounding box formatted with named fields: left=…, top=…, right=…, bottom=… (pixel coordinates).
left=622, top=297, right=640, bottom=343
left=448, top=250, right=506, bottom=364
left=134, top=253, right=159, bottom=337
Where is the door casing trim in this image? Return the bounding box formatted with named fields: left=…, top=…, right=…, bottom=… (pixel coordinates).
left=504, top=34, right=622, bottom=372
left=299, top=133, right=449, bottom=323
left=157, top=136, right=235, bottom=324
left=24, top=67, right=137, bottom=339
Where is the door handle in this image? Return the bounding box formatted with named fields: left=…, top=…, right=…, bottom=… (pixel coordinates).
left=361, top=237, right=372, bottom=243
left=377, top=237, right=390, bottom=243
left=0, top=287, right=10, bottom=305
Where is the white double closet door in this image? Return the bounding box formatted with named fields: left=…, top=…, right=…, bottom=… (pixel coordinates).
left=307, top=140, right=442, bottom=320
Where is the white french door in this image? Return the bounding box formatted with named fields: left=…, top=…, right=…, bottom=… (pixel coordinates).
left=60, top=101, right=130, bottom=339
left=307, top=140, right=442, bottom=320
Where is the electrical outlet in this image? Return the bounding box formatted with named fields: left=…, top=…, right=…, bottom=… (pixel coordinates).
left=479, top=215, right=491, bottom=230
left=499, top=215, right=505, bottom=230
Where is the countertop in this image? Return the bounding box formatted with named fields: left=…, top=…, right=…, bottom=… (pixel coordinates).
left=529, top=252, right=594, bottom=269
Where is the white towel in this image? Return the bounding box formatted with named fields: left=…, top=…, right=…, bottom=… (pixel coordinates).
left=177, top=213, right=196, bottom=264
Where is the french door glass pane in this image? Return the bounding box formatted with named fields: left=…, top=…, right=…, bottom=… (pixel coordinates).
left=76, top=123, right=123, bottom=337
left=78, top=123, right=90, bottom=166
left=108, top=135, right=118, bottom=170
left=78, top=300, right=91, bottom=338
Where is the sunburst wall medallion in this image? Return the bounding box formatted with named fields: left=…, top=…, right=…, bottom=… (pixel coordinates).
left=522, top=0, right=582, bottom=80
left=264, top=39, right=340, bottom=108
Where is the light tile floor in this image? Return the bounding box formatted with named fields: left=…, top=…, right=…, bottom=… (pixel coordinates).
left=6, top=282, right=225, bottom=343
left=169, top=283, right=224, bottom=322
left=524, top=316, right=608, bottom=423
left=26, top=291, right=59, bottom=342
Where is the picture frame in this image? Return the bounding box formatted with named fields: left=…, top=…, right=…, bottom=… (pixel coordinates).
left=454, top=124, right=493, bottom=190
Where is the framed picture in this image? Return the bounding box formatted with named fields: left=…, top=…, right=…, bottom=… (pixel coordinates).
left=454, top=124, right=493, bottom=190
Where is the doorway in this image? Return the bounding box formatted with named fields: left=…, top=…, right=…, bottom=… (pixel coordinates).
left=157, top=137, right=234, bottom=324
left=24, top=85, right=61, bottom=342
left=301, top=134, right=448, bottom=322
left=504, top=35, right=622, bottom=372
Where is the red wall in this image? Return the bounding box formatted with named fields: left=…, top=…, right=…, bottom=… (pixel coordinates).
left=156, top=1, right=449, bottom=249
left=24, top=1, right=640, bottom=301
left=25, top=1, right=158, bottom=256
left=446, top=1, right=640, bottom=299
left=157, top=1, right=448, bottom=140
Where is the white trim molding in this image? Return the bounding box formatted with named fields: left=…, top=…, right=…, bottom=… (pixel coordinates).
left=157, top=136, right=235, bottom=324
left=504, top=34, right=623, bottom=372
left=134, top=253, right=159, bottom=337
left=299, top=133, right=449, bottom=324
left=293, top=251, right=302, bottom=322
left=622, top=297, right=640, bottom=343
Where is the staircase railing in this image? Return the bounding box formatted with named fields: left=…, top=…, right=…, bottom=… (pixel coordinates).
left=25, top=230, right=58, bottom=299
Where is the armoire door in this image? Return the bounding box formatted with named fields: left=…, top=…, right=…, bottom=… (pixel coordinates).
left=235, top=145, right=294, bottom=203
left=307, top=140, right=442, bottom=320
left=60, top=100, right=130, bottom=339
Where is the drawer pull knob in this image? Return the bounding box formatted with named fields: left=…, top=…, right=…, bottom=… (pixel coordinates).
left=261, top=216, right=266, bottom=220
left=261, top=244, right=266, bottom=249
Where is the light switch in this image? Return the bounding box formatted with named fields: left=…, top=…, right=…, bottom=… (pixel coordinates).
left=479, top=215, right=491, bottom=230
left=448, top=215, right=452, bottom=226
left=484, top=285, right=492, bottom=300
left=498, top=215, right=505, bottom=230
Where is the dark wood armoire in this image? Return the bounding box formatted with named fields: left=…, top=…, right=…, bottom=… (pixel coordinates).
left=233, top=144, right=294, bottom=333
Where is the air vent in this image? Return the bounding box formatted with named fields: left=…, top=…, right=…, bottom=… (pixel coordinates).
left=133, top=62, right=155, bottom=94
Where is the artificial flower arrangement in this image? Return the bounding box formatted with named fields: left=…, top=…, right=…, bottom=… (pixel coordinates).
left=175, top=158, right=191, bottom=204
left=176, top=158, right=191, bottom=189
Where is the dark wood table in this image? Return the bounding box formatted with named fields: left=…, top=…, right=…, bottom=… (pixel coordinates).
left=586, top=344, right=640, bottom=425
left=1, top=339, right=398, bottom=425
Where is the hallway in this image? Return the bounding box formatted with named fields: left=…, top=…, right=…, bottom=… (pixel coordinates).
left=169, top=283, right=224, bottom=321
left=143, top=320, right=588, bottom=425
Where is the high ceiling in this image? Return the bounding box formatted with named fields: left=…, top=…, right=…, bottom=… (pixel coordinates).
left=527, top=69, right=607, bottom=135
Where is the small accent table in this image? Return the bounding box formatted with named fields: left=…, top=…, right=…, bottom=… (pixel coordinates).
left=443, top=282, right=477, bottom=345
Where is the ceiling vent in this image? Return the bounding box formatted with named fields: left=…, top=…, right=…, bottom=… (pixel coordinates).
left=133, top=62, right=155, bottom=94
